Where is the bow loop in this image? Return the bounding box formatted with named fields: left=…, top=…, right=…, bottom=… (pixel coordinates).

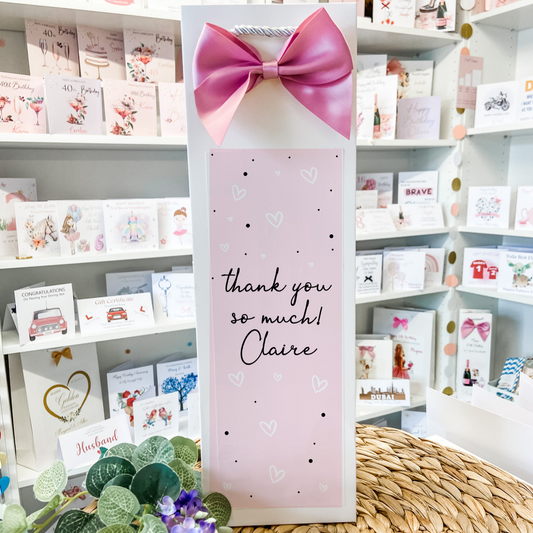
left=359, top=346, right=375, bottom=359
left=461, top=318, right=490, bottom=342
left=393, top=317, right=408, bottom=330
left=51, top=347, right=73, bottom=366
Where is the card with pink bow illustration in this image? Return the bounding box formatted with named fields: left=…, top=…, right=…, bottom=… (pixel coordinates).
left=356, top=336, right=393, bottom=379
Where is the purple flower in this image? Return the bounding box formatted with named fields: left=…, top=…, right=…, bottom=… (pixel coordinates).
left=198, top=520, right=217, bottom=533
left=176, top=490, right=208, bottom=517
left=158, top=496, right=177, bottom=516
left=171, top=517, right=201, bottom=533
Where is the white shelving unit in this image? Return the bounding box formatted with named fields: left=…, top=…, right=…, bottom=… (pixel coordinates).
left=357, top=227, right=449, bottom=241
left=356, top=285, right=449, bottom=305
left=470, top=0, right=533, bottom=30
left=467, top=122, right=533, bottom=139
left=356, top=394, right=426, bottom=423
left=457, top=285, right=533, bottom=306
left=459, top=226, right=533, bottom=238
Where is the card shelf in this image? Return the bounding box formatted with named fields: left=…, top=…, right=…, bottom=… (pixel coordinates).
left=355, top=393, right=426, bottom=423
left=357, top=227, right=449, bottom=242
left=467, top=122, right=533, bottom=139
left=470, top=0, right=533, bottom=30
left=357, top=139, right=457, bottom=150
left=458, top=227, right=533, bottom=238
left=457, top=285, right=533, bottom=306
left=356, top=285, right=449, bottom=305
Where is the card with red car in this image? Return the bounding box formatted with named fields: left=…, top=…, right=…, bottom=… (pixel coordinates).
left=77, top=292, right=155, bottom=335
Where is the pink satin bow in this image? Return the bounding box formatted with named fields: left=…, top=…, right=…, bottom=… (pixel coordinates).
left=393, top=317, right=408, bottom=330
left=192, top=8, right=354, bottom=146
left=359, top=346, right=375, bottom=359
left=461, top=318, right=490, bottom=342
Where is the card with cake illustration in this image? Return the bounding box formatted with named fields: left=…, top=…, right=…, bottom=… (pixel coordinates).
left=103, top=199, right=159, bottom=253
left=77, top=25, right=126, bottom=81
left=159, top=82, right=187, bottom=137
left=0, top=178, right=37, bottom=257
left=0, top=72, right=46, bottom=134
left=123, top=28, right=175, bottom=84
left=25, top=19, right=79, bottom=77
left=45, top=75, right=103, bottom=135
left=103, top=79, right=157, bottom=137
left=56, top=200, right=106, bottom=256
left=14, top=201, right=61, bottom=258
left=157, top=197, right=192, bottom=249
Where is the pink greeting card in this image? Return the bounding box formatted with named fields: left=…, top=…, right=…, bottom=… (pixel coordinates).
left=103, top=79, right=157, bottom=137
left=25, top=20, right=79, bottom=78
left=77, top=25, right=126, bottom=81
left=159, top=82, right=187, bottom=137
left=157, top=197, right=192, bottom=250
left=209, top=149, right=343, bottom=509
left=45, top=75, right=103, bottom=135
left=124, top=29, right=175, bottom=84
left=457, top=55, right=484, bottom=110
left=0, top=72, right=46, bottom=134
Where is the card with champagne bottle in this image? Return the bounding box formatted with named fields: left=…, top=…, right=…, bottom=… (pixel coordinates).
left=415, top=0, right=456, bottom=31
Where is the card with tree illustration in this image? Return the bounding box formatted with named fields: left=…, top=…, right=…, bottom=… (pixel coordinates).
left=44, top=75, right=103, bottom=135
left=103, top=79, right=157, bottom=137
left=157, top=197, right=192, bottom=250
left=156, top=356, right=198, bottom=410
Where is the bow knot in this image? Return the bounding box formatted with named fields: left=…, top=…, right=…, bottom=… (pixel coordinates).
left=461, top=319, right=490, bottom=342
left=359, top=346, right=375, bottom=359
left=51, top=347, right=73, bottom=366
left=262, top=59, right=279, bottom=81
left=393, top=317, right=408, bottom=330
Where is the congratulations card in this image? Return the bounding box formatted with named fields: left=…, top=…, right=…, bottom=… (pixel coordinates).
left=152, top=272, right=196, bottom=323
left=466, top=186, right=511, bottom=228
left=133, top=392, right=181, bottom=444
left=106, top=270, right=154, bottom=296
left=462, top=247, right=500, bottom=288
left=156, top=356, right=198, bottom=410
left=356, top=253, right=382, bottom=297
left=159, top=82, right=187, bottom=137
left=157, top=198, right=192, bottom=250
left=398, top=171, right=438, bottom=204
left=356, top=173, right=393, bottom=208
left=382, top=250, right=426, bottom=292
left=358, top=76, right=398, bottom=140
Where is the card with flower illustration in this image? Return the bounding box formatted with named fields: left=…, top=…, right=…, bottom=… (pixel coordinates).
left=152, top=272, right=196, bottom=323
left=157, top=198, right=192, bottom=250
left=159, top=82, right=187, bottom=137
left=77, top=25, right=126, bottom=81
left=156, top=356, right=198, bottom=411
left=373, top=0, right=415, bottom=28
left=387, top=203, right=444, bottom=230
left=398, top=171, right=438, bottom=204
left=356, top=337, right=393, bottom=380
left=103, top=79, right=157, bottom=137
left=103, top=199, right=159, bottom=253
left=124, top=28, right=175, bottom=84
left=0, top=178, right=37, bottom=257
left=0, top=72, right=46, bottom=134
left=133, top=392, right=181, bottom=444
left=382, top=250, right=426, bottom=292
left=25, top=20, right=79, bottom=78
left=14, top=201, right=61, bottom=258
left=387, top=59, right=433, bottom=99
left=356, top=173, right=393, bottom=208
left=56, top=200, right=106, bottom=256
left=466, top=186, right=511, bottom=229
left=462, top=247, right=501, bottom=288
left=106, top=270, right=154, bottom=297
left=44, top=75, right=102, bottom=136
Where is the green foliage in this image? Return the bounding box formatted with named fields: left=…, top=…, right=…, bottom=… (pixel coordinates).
left=204, top=492, right=232, bottom=527
left=132, top=436, right=174, bottom=471
left=25, top=494, right=62, bottom=527
left=98, top=486, right=140, bottom=526
left=98, top=526, right=137, bottom=533
left=102, top=474, right=134, bottom=492
left=3, top=504, right=27, bottom=533
left=104, top=443, right=137, bottom=463
left=55, top=509, right=106, bottom=533
left=170, top=436, right=198, bottom=467
left=34, top=460, right=68, bottom=502
left=141, top=515, right=169, bottom=533
left=130, top=463, right=181, bottom=506
left=86, top=456, right=136, bottom=498
left=192, top=470, right=203, bottom=497
left=168, top=458, right=196, bottom=492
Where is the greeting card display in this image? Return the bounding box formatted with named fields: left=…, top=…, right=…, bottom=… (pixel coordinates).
left=388, top=59, right=434, bottom=99
left=133, top=392, right=181, bottom=444
left=466, top=186, right=511, bottom=228
left=152, top=272, right=196, bottom=323
left=25, top=20, right=79, bottom=77
left=77, top=293, right=155, bottom=335
left=0, top=178, right=37, bottom=257
left=357, top=379, right=410, bottom=406
left=415, top=0, right=455, bottom=31
left=474, top=81, right=518, bottom=128
left=356, top=173, right=393, bottom=208
left=356, top=337, right=392, bottom=379
left=123, top=28, right=175, bottom=84
left=356, top=190, right=378, bottom=210
left=373, top=0, right=415, bottom=27
left=45, top=75, right=103, bottom=135
left=103, top=199, right=159, bottom=253
left=159, top=82, right=187, bottom=137
left=103, top=79, right=157, bottom=137
left=0, top=72, right=46, bottom=134
left=514, top=186, right=533, bottom=230
left=56, top=200, right=106, bottom=256
left=14, top=201, right=61, bottom=258
left=356, top=253, right=382, bottom=297
left=397, top=97, right=441, bottom=140
left=77, top=25, right=126, bottom=81
left=357, top=208, right=397, bottom=235
left=157, top=197, right=192, bottom=249
left=358, top=76, right=398, bottom=140
left=357, top=55, right=387, bottom=79
left=456, top=309, right=493, bottom=401
left=382, top=250, right=426, bottom=292
left=398, top=171, right=438, bottom=204
left=157, top=356, right=198, bottom=410
left=106, top=270, right=154, bottom=296
left=462, top=247, right=500, bottom=288
left=388, top=203, right=444, bottom=230
left=498, top=251, right=533, bottom=295
left=12, top=343, right=104, bottom=470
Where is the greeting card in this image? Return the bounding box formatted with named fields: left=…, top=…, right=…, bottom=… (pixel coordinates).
left=357, top=379, right=410, bottom=406
left=356, top=173, right=393, bottom=208
left=388, top=203, right=445, bottom=230
left=56, top=200, right=106, bottom=256
left=148, top=0, right=184, bottom=11
left=103, top=199, right=159, bottom=253
left=356, top=337, right=392, bottom=379
left=388, top=59, right=434, bottom=99
left=157, top=197, right=192, bottom=249
left=456, top=309, right=493, bottom=401
left=103, top=79, right=157, bottom=137
left=356, top=92, right=373, bottom=140
left=356, top=253, right=382, bottom=297
left=356, top=190, right=378, bottom=210
left=357, top=55, right=387, bottom=79
left=357, top=209, right=397, bottom=235
left=373, top=0, right=415, bottom=27
left=415, top=0, right=455, bottom=31
left=0, top=72, right=46, bottom=134
left=124, top=28, right=175, bottom=84
left=474, top=81, right=518, bottom=128
left=77, top=25, right=126, bottom=81
left=45, top=75, right=103, bottom=135
left=13, top=344, right=104, bottom=471
left=0, top=178, right=37, bottom=257
left=382, top=250, right=426, bottom=292
left=133, top=392, right=181, bottom=444
left=25, top=20, right=79, bottom=77
left=462, top=247, right=500, bottom=288
left=422, top=248, right=445, bottom=287
left=466, top=186, right=511, bottom=228
left=152, top=272, right=196, bottom=323
left=457, top=55, right=483, bottom=110
left=498, top=251, right=533, bottom=295
left=397, top=96, right=441, bottom=140
left=88, top=0, right=143, bottom=6
left=77, top=293, right=155, bottom=335
left=0, top=30, right=30, bottom=75
left=398, top=171, right=438, bottom=204
left=14, top=201, right=61, bottom=258
left=106, top=270, right=154, bottom=296
left=156, top=356, right=198, bottom=410
left=159, top=82, right=187, bottom=137
left=514, top=186, right=533, bottom=230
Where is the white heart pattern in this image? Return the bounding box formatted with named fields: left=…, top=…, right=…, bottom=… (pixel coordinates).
left=274, top=373, right=282, bottom=382
left=232, top=185, right=246, bottom=201
left=223, top=482, right=232, bottom=490
left=220, top=243, right=229, bottom=252
left=228, top=372, right=244, bottom=387
left=275, top=171, right=281, bottom=176
left=312, top=375, right=328, bottom=393
left=308, top=263, right=314, bottom=267
left=269, top=465, right=285, bottom=484
left=227, top=217, right=233, bottom=222
left=261, top=254, right=266, bottom=259
left=319, top=484, right=328, bottom=493
left=260, top=420, right=277, bottom=437
left=301, top=167, right=318, bottom=184
left=266, top=211, right=283, bottom=229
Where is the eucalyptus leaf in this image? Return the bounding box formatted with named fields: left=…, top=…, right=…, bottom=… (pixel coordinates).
left=34, top=460, right=68, bottom=502
left=130, top=463, right=181, bottom=506
left=168, top=458, right=196, bottom=492
left=104, top=443, right=137, bottom=463
left=170, top=436, right=198, bottom=467
left=204, top=492, right=232, bottom=527
left=2, top=504, right=26, bottom=533
left=102, top=474, right=133, bottom=492
left=55, top=509, right=106, bottom=533
left=98, top=486, right=140, bottom=526
left=132, top=437, right=174, bottom=471
left=86, top=456, right=136, bottom=498
left=193, top=470, right=203, bottom=498
left=98, top=526, right=137, bottom=533
left=141, top=514, right=168, bottom=533
left=25, top=494, right=62, bottom=527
